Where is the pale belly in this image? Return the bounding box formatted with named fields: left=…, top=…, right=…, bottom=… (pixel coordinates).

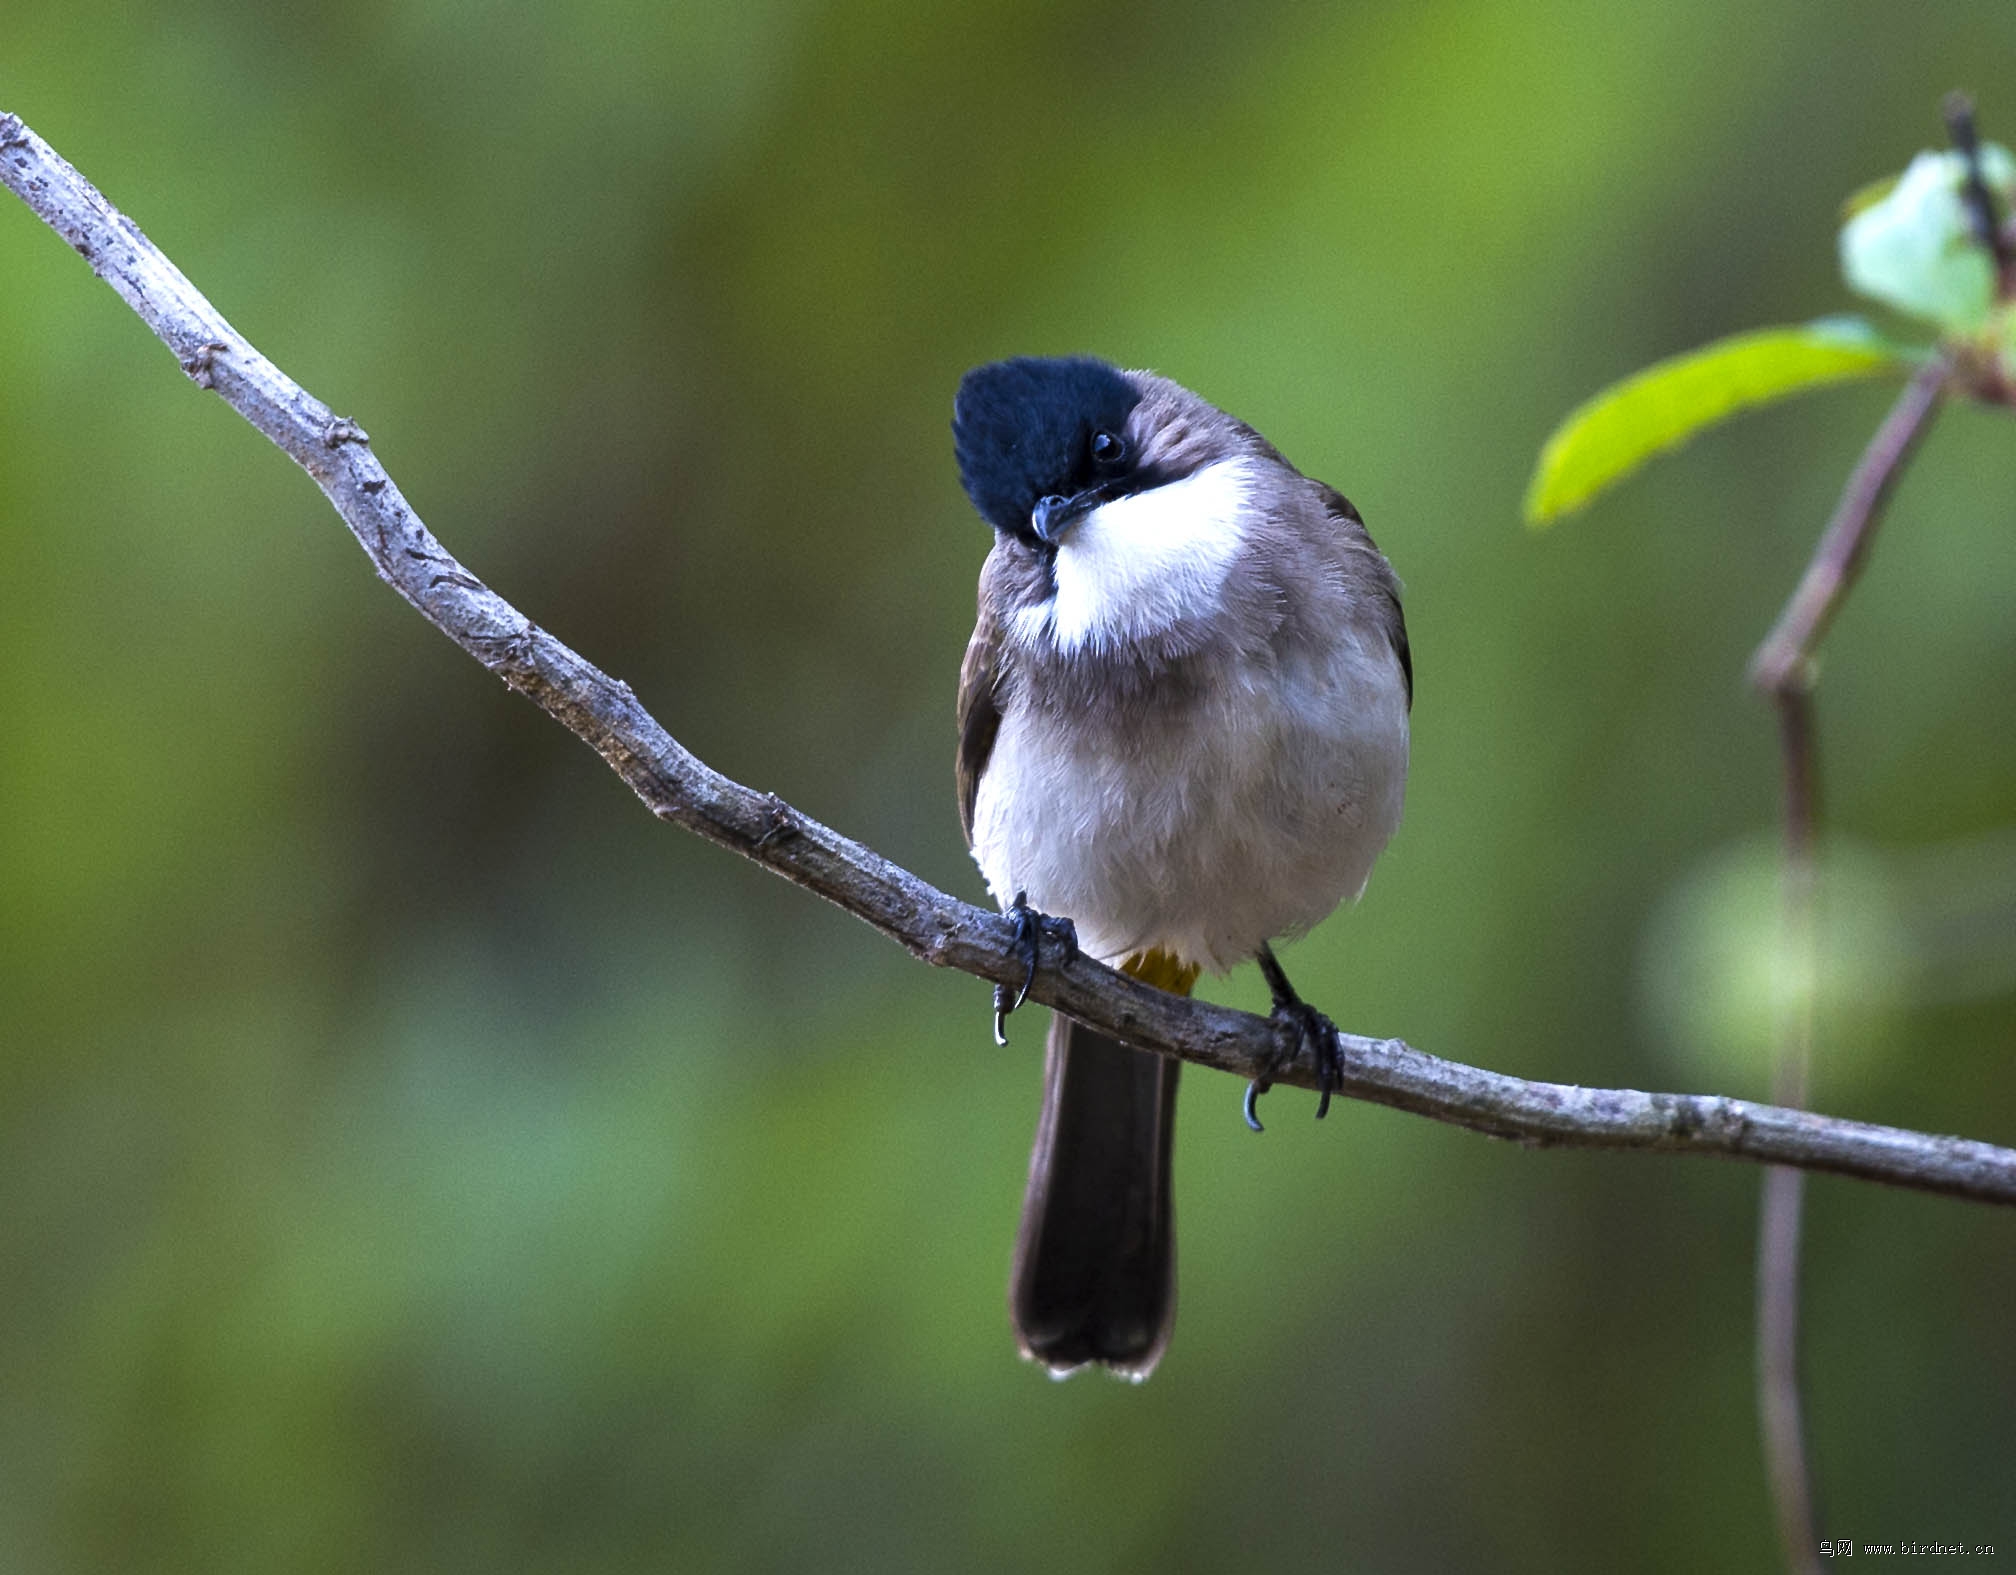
left=969, top=630, right=1409, bottom=973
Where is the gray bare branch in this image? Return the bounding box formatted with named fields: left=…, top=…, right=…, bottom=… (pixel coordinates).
left=6, top=110, right=2012, bottom=1208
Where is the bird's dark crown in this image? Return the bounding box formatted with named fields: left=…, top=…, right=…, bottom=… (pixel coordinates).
left=952, top=356, right=1143, bottom=542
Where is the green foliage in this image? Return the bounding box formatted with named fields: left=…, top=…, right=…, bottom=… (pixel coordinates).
left=1840, top=173, right=1902, bottom=220
left=1523, top=321, right=1913, bottom=526
left=1840, top=142, right=2015, bottom=331
left=1530, top=127, right=2016, bottom=529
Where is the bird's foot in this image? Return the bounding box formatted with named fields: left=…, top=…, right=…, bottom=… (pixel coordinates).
left=1243, top=944, right=1345, bottom=1132
left=992, top=891, right=1078, bottom=1046
left=1242, top=1000, right=1344, bottom=1132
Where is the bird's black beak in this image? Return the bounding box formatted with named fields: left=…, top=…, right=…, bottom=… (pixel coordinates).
left=1030, top=484, right=1115, bottom=546
left=1030, top=493, right=1079, bottom=545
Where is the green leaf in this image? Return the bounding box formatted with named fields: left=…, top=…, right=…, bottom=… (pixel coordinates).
left=1840, top=174, right=1900, bottom=220
left=1839, top=144, right=2016, bottom=332
left=1522, top=320, right=1914, bottom=527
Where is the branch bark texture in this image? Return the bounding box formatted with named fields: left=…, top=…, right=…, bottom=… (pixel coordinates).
left=6, top=111, right=2015, bottom=1207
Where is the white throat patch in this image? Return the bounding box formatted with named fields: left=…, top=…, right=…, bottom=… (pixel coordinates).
left=1016, top=457, right=1256, bottom=654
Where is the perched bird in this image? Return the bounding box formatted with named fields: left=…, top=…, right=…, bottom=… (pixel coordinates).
left=951, top=356, right=1412, bottom=1379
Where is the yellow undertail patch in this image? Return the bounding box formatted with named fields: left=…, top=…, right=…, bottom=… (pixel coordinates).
left=1121, top=948, right=1201, bottom=998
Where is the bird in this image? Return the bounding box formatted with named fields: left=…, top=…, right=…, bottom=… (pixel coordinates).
left=950, top=355, right=1412, bottom=1379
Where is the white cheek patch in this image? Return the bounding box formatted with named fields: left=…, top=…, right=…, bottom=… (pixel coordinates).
left=1018, top=458, right=1255, bottom=654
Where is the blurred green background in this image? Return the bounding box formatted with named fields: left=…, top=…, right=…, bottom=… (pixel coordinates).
left=3, top=2, right=2013, bottom=1569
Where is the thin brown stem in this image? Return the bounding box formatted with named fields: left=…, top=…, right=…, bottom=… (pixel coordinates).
left=1758, top=688, right=1822, bottom=1575
left=1944, top=92, right=2015, bottom=299
left=1749, top=362, right=1948, bottom=697
left=1745, top=358, right=1946, bottom=1575
left=1772, top=683, right=1819, bottom=1120
left=1758, top=1164, right=1819, bottom=1574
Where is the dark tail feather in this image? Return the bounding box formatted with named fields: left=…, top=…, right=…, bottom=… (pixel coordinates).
left=1010, top=1014, right=1179, bottom=1379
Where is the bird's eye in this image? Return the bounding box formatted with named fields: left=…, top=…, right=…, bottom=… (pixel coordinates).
left=1090, top=430, right=1126, bottom=465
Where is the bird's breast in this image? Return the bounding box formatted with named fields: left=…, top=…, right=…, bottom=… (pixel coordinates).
left=969, top=620, right=1409, bottom=973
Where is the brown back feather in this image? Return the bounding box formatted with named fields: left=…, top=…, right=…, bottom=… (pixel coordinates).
left=1318, top=484, right=1411, bottom=711
left=955, top=595, right=1005, bottom=846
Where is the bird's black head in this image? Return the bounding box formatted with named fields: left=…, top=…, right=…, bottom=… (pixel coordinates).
left=952, top=356, right=1144, bottom=547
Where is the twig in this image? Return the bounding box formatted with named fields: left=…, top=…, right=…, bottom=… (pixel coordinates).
left=1944, top=91, right=2015, bottom=299
left=1758, top=1165, right=1818, bottom=1575
left=1759, top=685, right=1823, bottom=1575
left=5, top=111, right=2015, bottom=1209
left=1749, top=363, right=1948, bottom=696
left=1745, top=355, right=1947, bottom=1575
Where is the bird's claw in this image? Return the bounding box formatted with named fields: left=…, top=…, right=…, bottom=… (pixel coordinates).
left=1244, top=997, right=1344, bottom=1132
left=990, top=892, right=1076, bottom=1046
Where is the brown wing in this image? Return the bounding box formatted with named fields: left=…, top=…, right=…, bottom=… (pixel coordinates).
left=1317, top=483, right=1412, bottom=712
left=955, top=595, right=1006, bottom=847
left=1388, top=610, right=1413, bottom=712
